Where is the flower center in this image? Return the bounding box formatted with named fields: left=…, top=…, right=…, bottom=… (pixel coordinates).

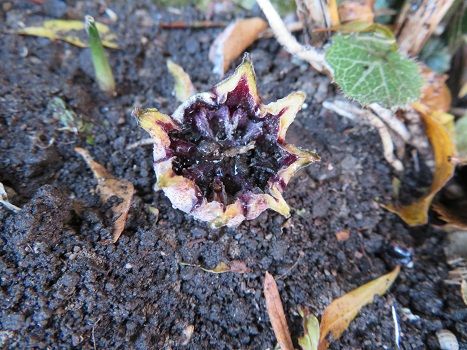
left=169, top=102, right=296, bottom=205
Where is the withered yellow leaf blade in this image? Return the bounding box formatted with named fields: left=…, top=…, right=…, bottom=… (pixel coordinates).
left=17, top=19, right=118, bottom=49
left=75, top=147, right=134, bottom=244
left=318, top=266, right=400, bottom=350
left=264, top=272, right=294, bottom=350
left=167, top=59, right=196, bottom=102
left=385, top=103, right=456, bottom=225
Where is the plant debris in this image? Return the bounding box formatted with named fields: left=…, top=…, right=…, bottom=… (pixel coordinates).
left=180, top=260, right=250, bottom=274
left=0, top=182, right=20, bottom=213
left=75, top=147, right=134, bottom=243
left=385, top=103, right=456, bottom=225
left=318, top=266, right=400, bottom=349
left=16, top=19, right=118, bottom=49
left=209, top=18, right=268, bottom=75
left=263, top=271, right=294, bottom=350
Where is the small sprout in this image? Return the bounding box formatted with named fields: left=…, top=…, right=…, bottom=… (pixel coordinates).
left=85, top=15, right=116, bottom=96
left=135, top=54, right=319, bottom=228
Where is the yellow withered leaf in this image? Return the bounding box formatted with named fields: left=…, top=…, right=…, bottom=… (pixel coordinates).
left=318, top=266, right=400, bottom=350
left=385, top=103, right=456, bottom=226
left=17, top=19, right=118, bottom=49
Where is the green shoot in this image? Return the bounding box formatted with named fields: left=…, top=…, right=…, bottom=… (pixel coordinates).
left=85, top=15, right=116, bottom=96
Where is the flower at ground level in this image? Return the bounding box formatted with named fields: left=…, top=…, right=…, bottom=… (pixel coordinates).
left=134, top=54, right=319, bottom=227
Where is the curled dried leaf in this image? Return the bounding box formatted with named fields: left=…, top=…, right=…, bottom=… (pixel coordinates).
left=385, top=103, right=456, bottom=226
left=338, top=0, right=375, bottom=24
left=209, top=18, right=268, bottom=75
left=180, top=260, right=250, bottom=274
left=318, top=266, right=400, bottom=350
left=75, top=147, right=134, bottom=243
left=264, top=272, right=294, bottom=350
left=419, top=66, right=452, bottom=113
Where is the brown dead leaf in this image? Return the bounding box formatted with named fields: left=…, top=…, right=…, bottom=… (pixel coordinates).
left=209, top=17, right=267, bottom=75
left=338, top=0, right=375, bottom=24
left=264, top=272, right=294, bottom=350
left=180, top=261, right=250, bottom=274
left=335, top=230, right=350, bottom=241
left=419, top=66, right=452, bottom=113
left=167, top=59, right=196, bottom=102
left=385, top=103, right=456, bottom=226
left=318, top=266, right=400, bottom=350
left=75, top=147, right=134, bottom=244
left=229, top=260, right=251, bottom=273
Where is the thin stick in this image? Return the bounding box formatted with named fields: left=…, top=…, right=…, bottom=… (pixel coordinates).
left=256, top=0, right=331, bottom=74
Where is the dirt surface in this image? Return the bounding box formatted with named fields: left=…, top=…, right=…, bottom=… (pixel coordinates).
left=1, top=1, right=466, bottom=349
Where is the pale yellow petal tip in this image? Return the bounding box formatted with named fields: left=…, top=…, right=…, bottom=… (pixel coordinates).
left=267, top=187, right=291, bottom=218
left=262, top=91, right=306, bottom=141
left=133, top=107, right=178, bottom=131
left=211, top=201, right=245, bottom=228
left=214, top=53, right=259, bottom=104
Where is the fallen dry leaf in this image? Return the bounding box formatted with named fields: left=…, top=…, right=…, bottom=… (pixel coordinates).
left=264, top=272, right=294, bottom=350
left=419, top=66, right=452, bottom=113
left=335, top=230, right=350, bottom=241
left=75, top=147, right=134, bottom=243
left=338, top=0, right=375, bottom=24
left=209, top=17, right=267, bottom=75
left=462, top=280, right=467, bottom=305
left=167, top=59, right=196, bottom=103
left=385, top=103, right=456, bottom=226
left=180, top=261, right=250, bottom=274
left=318, top=266, right=400, bottom=350
left=298, top=307, right=320, bottom=350
left=17, top=19, right=118, bottom=48
left=228, top=260, right=251, bottom=273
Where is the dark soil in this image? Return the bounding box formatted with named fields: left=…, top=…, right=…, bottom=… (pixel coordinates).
left=1, top=1, right=466, bottom=349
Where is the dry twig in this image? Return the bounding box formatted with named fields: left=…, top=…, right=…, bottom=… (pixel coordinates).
left=256, top=0, right=331, bottom=74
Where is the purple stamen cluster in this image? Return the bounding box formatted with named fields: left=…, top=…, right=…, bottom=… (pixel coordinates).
left=169, top=94, right=297, bottom=206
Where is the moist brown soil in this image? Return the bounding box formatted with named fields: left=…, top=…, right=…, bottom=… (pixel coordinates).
left=1, top=1, right=466, bottom=349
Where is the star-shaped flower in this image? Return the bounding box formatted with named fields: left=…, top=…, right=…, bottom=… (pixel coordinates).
left=134, top=54, right=319, bottom=228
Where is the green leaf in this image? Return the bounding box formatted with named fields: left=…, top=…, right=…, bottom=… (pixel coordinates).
left=325, top=33, right=423, bottom=108
left=298, top=307, right=320, bottom=350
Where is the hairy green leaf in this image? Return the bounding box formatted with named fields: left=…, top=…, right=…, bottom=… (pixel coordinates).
left=325, top=33, right=423, bottom=107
